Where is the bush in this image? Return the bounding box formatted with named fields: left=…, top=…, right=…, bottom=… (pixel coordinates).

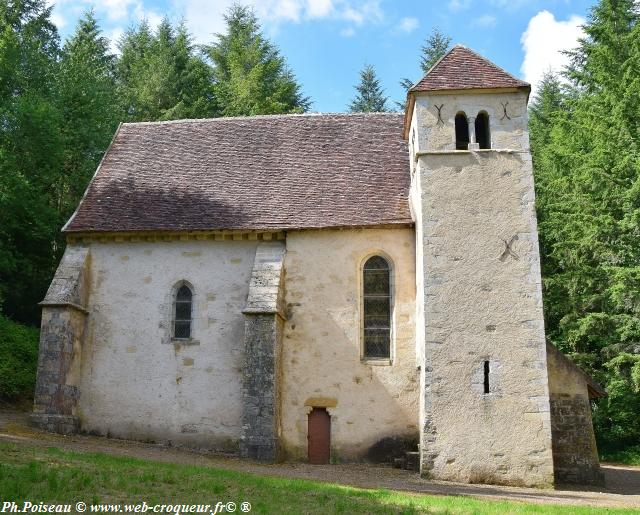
left=0, top=313, right=39, bottom=401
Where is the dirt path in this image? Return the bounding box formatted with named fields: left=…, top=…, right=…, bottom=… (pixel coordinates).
left=1, top=410, right=639, bottom=510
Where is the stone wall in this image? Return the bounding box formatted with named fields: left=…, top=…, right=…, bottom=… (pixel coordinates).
left=280, top=228, right=419, bottom=462
left=410, top=90, right=554, bottom=487
left=31, top=246, right=90, bottom=434
left=76, top=239, right=261, bottom=449
left=547, top=344, right=604, bottom=485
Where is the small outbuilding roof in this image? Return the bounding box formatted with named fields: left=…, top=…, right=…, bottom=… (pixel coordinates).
left=64, top=113, right=412, bottom=233
left=409, top=45, right=530, bottom=93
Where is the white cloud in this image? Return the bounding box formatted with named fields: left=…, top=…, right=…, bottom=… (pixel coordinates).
left=448, top=0, right=471, bottom=12
left=470, top=14, right=496, bottom=28
left=51, top=0, right=384, bottom=45
left=340, top=26, right=355, bottom=37
left=169, top=0, right=384, bottom=43
left=50, top=11, right=66, bottom=28
left=133, top=3, right=163, bottom=29
left=98, top=0, right=139, bottom=21
left=521, top=10, right=585, bottom=96
left=307, top=0, right=333, bottom=18
left=397, top=16, right=418, bottom=34
left=108, top=27, right=124, bottom=54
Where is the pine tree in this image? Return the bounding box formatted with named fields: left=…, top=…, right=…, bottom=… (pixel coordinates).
left=530, top=0, right=640, bottom=448
left=419, top=27, right=451, bottom=75
left=56, top=10, right=120, bottom=210
left=206, top=4, right=310, bottom=116
left=116, top=18, right=216, bottom=121
left=348, top=64, right=389, bottom=113
left=396, top=27, right=451, bottom=110
left=0, top=0, right=63, bottom=323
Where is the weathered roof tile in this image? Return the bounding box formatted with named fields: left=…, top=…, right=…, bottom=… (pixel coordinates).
left=64, top=113, right=412, bottom=233
left=410, top=45, right=530, bottom=93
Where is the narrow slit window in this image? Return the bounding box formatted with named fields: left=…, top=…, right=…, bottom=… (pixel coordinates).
left=363, top=256, right=391, bottom=359
left=174, top=284, right=193, bottom=339
left=455, top=112, right=469, bottom=150
left=483, top=360, right=490, bottom=394
left=475, top=111, right=491, bottom=149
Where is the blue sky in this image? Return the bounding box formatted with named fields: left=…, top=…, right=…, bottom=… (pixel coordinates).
left=48, top=0, right=596, bottom=112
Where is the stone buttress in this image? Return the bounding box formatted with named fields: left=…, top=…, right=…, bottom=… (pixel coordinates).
left=239, top=241, right=286, bottom=460
left=31, top=245, right=90, bottom=434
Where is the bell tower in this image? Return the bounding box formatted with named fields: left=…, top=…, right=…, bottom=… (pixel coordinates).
left=406, top=45, right=555, bottom=487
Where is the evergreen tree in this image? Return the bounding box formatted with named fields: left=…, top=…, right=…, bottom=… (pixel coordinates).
left=206, top=4, right=310, bottom=116
left=419, top=27, right=452, bottom=75
left=0, top=0, right=63, bottom=323
left=531, top=0, right=640, bottom=449
left=348, top=64, right=389, bottom=113
left=56, top=10, right=121, bottom=210
left=116, top=18, right=216, bottom=121
left=396, top=27, right=451, bottom=110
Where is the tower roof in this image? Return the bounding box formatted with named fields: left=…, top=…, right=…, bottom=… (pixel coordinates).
left=409, top=45, right=530, bottom=93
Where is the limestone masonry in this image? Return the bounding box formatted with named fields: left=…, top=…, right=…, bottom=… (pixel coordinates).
left=33, top=45, right=605, bottom=487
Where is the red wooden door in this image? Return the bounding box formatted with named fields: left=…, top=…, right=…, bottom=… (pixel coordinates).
left=307, top=408, right=330, bottom=464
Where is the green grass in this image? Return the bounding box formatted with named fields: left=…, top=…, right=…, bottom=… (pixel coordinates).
left=0, top=443, right=635, bottom=514
left=601, top=445, right=640, bottom=466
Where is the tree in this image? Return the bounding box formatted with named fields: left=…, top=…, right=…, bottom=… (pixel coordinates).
left=0, top=0, right=63, bottom=324
left=116, top=18, right=216, bottom=121
left=396, top=27, right=451, bottom=110
left=348, top=64, right=389, bottom=113
left=530, top=0, right=640, bottom=449
left=419, top=27, right=451, bottom=75
left=56, top=10, right=121, bottom=211
left=206, top=4, right=310, bottom=116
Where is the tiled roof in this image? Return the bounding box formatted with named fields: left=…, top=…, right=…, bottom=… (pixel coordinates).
left=64, top=113, right=412, bottom=233
left=410, top=45, right=530, bottom=93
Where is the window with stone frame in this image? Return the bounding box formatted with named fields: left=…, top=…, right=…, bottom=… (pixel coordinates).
left=362, top=256, right=392, bottom=359
left=173, top=284, right=193, bottom=339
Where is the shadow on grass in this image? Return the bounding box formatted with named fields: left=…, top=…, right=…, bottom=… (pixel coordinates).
left=0, top=443, right=636, bottom=514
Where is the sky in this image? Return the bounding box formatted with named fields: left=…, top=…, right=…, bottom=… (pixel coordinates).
left=47, top=0, right=595, bottom=112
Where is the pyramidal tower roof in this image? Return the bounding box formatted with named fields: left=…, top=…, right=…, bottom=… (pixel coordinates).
left=410, top=45, right=530, bottom=93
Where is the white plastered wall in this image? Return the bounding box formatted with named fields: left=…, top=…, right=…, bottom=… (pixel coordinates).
left=78, top=240, right=258, bottom=450
left=280, top=228, right=419, bottom=461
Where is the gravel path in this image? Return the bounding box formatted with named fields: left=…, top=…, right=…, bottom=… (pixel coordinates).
left=1, top=409, right=639, bottom=510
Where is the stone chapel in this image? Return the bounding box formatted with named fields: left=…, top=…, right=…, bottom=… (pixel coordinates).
left=31, top=45, right=606, bottom=487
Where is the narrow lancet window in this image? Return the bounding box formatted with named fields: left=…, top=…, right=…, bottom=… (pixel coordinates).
left=475, top=111, right=490, bottom=149
left=483, top=360, right=490, bottom=394
left=455, top=112, right=469, bottom=150
left=363, top=256, right=391, bottom=359
left=174, top=284, right=193, bottom=339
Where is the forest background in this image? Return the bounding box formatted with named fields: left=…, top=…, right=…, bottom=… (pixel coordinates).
left=1, top=0, right=638, bottom=459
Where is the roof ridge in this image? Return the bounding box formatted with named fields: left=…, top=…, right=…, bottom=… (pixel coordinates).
left=408, top=44, right=529, bottom=93
left=122, top=111, right=403, bottom=127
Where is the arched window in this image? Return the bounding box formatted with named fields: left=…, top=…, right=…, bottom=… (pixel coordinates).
left=173, top=284, right=193, bottom=339
left=475, top=111, right=490, bottom=149
left=455, top=112, right=469, bottom=150
left=362, top=256, right=391, bottom=359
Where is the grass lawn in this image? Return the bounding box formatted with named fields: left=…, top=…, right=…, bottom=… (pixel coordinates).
left=0, top=442, right=635, bottom=514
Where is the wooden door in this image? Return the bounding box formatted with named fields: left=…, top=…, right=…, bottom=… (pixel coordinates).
left=307, top=407, right=330, bottom=464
